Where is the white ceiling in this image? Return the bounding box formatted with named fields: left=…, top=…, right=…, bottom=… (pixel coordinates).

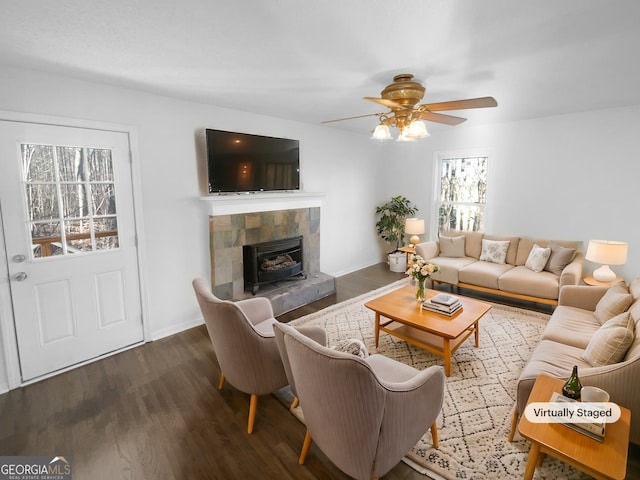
left=2, top=0, right=640, bottom=135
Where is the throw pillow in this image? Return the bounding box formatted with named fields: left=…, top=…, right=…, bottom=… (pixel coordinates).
left=439, top=235, right=465, bottom=258
left=593, top=281, right=633, bottom=325
left=525, top=243, right=551, bottom=272
left=583, top=311, right=635, bottom=367
left=479, top=239, right=510, bottom=264
left=332, top=338, right=368, bottom=358
left=544, top=241, right=576, bottom=276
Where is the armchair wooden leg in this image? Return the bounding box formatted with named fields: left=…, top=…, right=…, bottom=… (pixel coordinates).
left=299, top=430, right=312, bottom=464
left=290, top=396, right=299, bottom=409
left=430, top=421, right=439, bottom=448
left=508, top=408, right=519, bottom=442
left=218, top=372, right=225, bottom=390
left=247, top=394, right=258, bottom=434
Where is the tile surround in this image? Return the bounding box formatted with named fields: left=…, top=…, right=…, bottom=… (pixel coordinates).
left=210, top=207, right=321, bottom=299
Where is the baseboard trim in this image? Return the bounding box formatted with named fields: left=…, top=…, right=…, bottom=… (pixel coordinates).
left=150, top=317, right=205, bottom=341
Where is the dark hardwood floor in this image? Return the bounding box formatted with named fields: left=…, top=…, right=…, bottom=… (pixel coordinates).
left=0, top=263, right=637, bottom=479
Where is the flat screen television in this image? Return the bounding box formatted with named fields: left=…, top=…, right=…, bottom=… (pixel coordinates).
left=205, top=129, right=300, bottom=193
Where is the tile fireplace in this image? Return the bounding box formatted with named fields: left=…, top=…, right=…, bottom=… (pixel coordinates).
left=205, top=195, right=335, bottom=314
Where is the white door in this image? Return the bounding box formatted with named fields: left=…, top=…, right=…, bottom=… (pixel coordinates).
left=0, top=121, right=144, bottom=381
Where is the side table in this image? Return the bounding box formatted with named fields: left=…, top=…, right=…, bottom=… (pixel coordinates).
left=399, top=245, right=415, bottom=266
left=518, top=374, right=630, bottom=480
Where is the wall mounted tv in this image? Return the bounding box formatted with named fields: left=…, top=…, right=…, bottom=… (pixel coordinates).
left=206, top=129, right=300, bottom=193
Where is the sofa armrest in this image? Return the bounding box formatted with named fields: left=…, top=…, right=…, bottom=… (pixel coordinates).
left=558, top=284, right=608, bottom=310
left=415, top=241, right=438, bottom=260
left=559, top=251, right=584, bottom=287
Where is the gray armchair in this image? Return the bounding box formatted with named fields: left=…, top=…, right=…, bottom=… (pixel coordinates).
left=275, top=322, right=445, bottom=480
left=192, top=278, right=288, bottom=433
left=273, top=323, right=327, bottom=409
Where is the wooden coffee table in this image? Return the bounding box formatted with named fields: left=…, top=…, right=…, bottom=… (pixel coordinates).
left=364, top=286, right=491, bottom=376
left=518, top=374, right=630, bottom=480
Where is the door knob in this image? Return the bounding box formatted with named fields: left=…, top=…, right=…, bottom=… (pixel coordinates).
left=14, top=272, right=28, bottom=281
left=13, top=254, right=26, bottom=263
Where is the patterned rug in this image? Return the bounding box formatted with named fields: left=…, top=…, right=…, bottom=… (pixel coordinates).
left=288, top=279, right=590, bottom=480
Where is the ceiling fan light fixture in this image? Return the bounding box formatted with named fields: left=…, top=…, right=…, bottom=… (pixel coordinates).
left=371, top=124, right=392, bottom=140
left=406, top=120, right=430, bottom=139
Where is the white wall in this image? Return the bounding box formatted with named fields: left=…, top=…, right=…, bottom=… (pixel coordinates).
left=0, top=65, right=382, bottom=390
left=394, top=105, right=640, bottom=282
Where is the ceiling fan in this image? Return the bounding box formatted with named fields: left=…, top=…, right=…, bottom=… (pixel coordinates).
left=322, top=73, right=498, bottom=140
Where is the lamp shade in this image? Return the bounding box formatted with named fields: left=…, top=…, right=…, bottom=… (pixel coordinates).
left=585, top=240, right=628, bottom=265
left=405, top=218, right=425, bottom=235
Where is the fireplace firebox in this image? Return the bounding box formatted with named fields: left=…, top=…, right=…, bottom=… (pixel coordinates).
left=243, top=236, right=306, bottom=294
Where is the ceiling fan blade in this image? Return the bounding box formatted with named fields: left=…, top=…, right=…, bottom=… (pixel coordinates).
left=419, top=111, right=467, bottom=125
left=321, top=112, right=387, bottom=124
left=420, top=96, right=498, bottom=112
left=363, top=96, right=406, bottom=109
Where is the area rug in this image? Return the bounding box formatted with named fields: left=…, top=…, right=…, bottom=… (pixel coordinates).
left=288, top=279, right=591, bottom=480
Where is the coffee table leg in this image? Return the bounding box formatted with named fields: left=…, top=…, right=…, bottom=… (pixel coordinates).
left=374, top=313, right=380, bottom=348
left=443, top=339, right=451, bottom=377
left=523, top=442, right=541, bottom=480
left=474, top=320, right=479, bottom=347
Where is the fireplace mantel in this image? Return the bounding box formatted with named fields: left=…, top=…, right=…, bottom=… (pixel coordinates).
left=201, top=191, right=325, bottom=216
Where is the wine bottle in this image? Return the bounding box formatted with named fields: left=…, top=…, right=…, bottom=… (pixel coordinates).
left=562, top=365, right=582, bottom=400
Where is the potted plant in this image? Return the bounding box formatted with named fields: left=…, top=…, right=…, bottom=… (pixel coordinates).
left=375, top=195, right=418, bottom=271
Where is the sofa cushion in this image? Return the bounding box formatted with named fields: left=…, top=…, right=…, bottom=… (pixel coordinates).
left=439, top=235, right=465, bottom=258
left=479, top=239, right=510, bottom=264
left=525, top=244, right=551, bottom=272
left=516, top=340, right=591, bottom=414
left=624, top=312, right=640, bottom=361
left=459, top=261, right=513, bottom=289
left=541, top=305, right=602, bottom=349
left=426, top=256, right=476, bottom=284
left=583, top=311, right=635, bottom=367
left=629, top=277, right=640, bottom=301
left=544, top=241, right=576, bottom=276
left=484, top=234, right=519, bottom=265
left=498, top=266, right=559, bottom=300
left=441, top=229, right=484, bottom=259
left=594, top=282, right=633, bottom=325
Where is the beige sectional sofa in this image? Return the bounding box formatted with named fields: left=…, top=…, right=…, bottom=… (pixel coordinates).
left=510, top=279, right=640, bottom=444
left=415, top=230, right=583, bottom=306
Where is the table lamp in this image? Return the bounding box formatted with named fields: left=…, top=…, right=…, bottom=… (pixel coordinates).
left=405, top=218, right=425, bottom=247
left=585, top=239, right=628, bottom=282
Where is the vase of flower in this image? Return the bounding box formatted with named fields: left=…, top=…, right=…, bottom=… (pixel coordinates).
left=406, top=254, right=439, bottom=302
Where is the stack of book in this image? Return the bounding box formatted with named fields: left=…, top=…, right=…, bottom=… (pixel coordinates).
left=550, top=392, right=605, bottom=441
left=422, top=293, right=462, bottom=316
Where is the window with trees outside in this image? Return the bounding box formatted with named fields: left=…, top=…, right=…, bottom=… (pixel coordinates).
left=435, top=155, right=488, bottom=234
left=21, top=143, right=119, bottom=258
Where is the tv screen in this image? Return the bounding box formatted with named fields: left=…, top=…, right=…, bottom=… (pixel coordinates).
left=206, top=129, right=300, bottom=193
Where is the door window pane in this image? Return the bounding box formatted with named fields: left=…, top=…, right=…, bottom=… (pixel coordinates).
left=25, top=184, right=59, bottom=221
left=22, top=144, right=55, bottom=182
left=56, top=146, right=84, bottom=182
left=90, top=184, right=116, bottom=215
left=87, top=148, right=114, bottom=181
